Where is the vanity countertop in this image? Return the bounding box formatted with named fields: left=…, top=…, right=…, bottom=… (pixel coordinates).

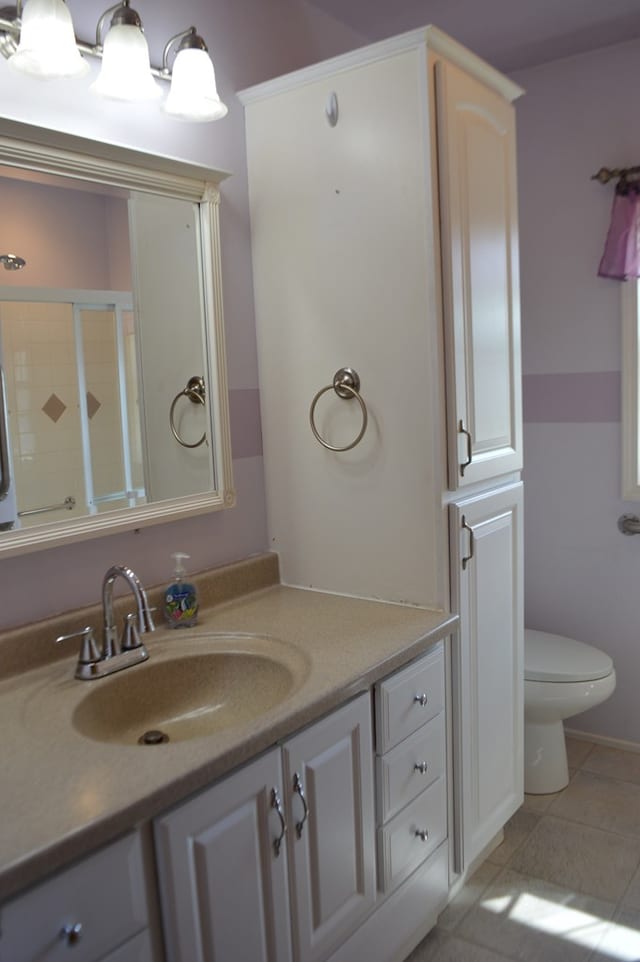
left=0, top=583, right=455, bottom=902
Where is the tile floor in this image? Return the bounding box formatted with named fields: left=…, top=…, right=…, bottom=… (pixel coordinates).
left=407, top=737, right=640, bottom=962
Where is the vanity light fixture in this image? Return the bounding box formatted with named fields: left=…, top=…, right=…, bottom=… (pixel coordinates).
left=0, top=0, right=228, bottom=120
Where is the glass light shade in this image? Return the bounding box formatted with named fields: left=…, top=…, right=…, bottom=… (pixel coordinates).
left=10, top=0, right=88, bottom=79
left=163, top=47, right=228, bottom=122
left=91, top=23, right=161, bottom=102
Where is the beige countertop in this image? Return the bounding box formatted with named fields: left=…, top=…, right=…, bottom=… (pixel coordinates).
left=0, top=580, right=456, bottom=902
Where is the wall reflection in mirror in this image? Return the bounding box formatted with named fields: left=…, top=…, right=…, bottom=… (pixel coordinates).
left=0, top=155, right=230, bottom=546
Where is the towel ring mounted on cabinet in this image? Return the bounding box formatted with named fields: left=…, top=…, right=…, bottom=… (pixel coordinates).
left=309, top=367, right=368, bottom=452
left=169, top=375, right=207, bottom=449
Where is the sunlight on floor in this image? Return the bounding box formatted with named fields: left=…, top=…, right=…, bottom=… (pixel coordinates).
left=482, top=891, right=639, bottom=958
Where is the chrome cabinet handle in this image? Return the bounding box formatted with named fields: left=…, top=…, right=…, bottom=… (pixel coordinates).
left=414, top=762, right=428, bottom=774
left=293, top=772, right=310, bottom=839
left=414, top=693, right=428, bottom=707
left=415, top=829, right=429, bottom=842
left=461, top=514, right=475, bottom=570
left=60, top=922, right=83, bottom=945
left=271, top=787, right=287, bottom=857
left=459, top=419, right=472, bottom=476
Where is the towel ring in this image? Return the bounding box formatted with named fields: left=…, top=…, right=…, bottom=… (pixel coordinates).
left=309, top=367, right=368, bottom=452
left=170, top=375, right=207, bottom=449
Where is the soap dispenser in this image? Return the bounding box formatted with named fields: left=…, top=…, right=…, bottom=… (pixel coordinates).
left=163, top=552, right=198, bottom=628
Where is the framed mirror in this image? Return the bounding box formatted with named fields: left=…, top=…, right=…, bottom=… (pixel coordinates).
left=0, top=119, right=235, bottom=558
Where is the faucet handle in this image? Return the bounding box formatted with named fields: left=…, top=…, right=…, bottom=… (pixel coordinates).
left=56, top=626, right=101, bottom=665
left=121, top=613, right=143, bottom=651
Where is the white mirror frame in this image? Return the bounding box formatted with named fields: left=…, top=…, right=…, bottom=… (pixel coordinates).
left=0, top=119, right=235, bottom=557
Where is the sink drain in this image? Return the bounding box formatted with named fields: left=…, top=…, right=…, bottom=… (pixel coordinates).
left=138, top=729, right=169, bottom=745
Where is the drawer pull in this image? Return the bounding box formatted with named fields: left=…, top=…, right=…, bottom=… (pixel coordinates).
left=293, top=772, right=310, bottom=839
left=414, top=762, right=429, bottom=774
left=270, top=787, right=287, bottom=857
left=415, top=829, right=429, bottom=842
left=60, top=922, right=83, bottom=945
left=414, top=693, right=428, bottom=707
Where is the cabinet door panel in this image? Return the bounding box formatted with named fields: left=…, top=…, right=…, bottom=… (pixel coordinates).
left=283, top=693, right=375, bottom=962
left=450, top=483, right=523, bottom=869
left=153, top=748, right=292, bottom=962
left=437, top=58, right=522, bottom=487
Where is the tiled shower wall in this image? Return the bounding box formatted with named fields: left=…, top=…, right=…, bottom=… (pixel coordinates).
left=1, top=302, right=139, bottom=525
left=1, top=302, right=84, bottom=525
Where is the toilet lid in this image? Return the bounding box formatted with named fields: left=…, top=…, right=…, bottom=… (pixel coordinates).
left=524, top=629, right=613, bottom=682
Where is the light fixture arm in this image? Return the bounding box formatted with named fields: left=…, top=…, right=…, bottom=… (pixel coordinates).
left=161, top=25, right=206, bottom=75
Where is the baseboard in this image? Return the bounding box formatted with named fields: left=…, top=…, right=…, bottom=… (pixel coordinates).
left=564, top=727, right=640, bottom=755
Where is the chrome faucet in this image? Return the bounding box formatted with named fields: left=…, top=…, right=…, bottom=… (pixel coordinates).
left=56, top=564, right=155, bottom=680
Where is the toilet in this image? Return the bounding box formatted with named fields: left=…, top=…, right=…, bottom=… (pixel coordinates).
left=524, top=629, right=616, bottom=794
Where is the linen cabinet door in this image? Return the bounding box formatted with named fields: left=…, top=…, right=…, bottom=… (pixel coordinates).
left=450, top=483, right=524, bottom=870
left=436, top=57, right=522, bottom=488
left=153, top=748, right=292, bottom=962
left=282, top=693, right=376, bottom=962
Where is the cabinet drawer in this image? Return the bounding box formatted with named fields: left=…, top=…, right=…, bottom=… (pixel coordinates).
left=0, top=832, right=149, bottom=962
left=375, top=642, right=445, bottom=753
left=376, top=712, right=445, bottom=823
left=377, top=776, right=447, bottom=893
left=101, top=931, right=153, bottom=962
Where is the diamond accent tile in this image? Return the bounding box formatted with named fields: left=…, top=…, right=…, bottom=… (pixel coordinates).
left=86, top=391, right=101, bottom=420
left=41, top=393, right=66, bottom=423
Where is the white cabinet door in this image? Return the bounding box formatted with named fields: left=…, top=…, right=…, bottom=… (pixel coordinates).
left=450, top=483, right=524, bottom=869
left=436, top=58, right=522, bottom=488
left=154, top=747, right=293, bottom=962
left=283, top=693, right=376, bottom=962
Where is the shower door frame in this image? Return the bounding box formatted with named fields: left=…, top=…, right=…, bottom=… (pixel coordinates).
left=0, top=286, right=140, bottom=524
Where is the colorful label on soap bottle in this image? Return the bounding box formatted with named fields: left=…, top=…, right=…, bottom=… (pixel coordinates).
left=164, top=582, right=198, bottom=628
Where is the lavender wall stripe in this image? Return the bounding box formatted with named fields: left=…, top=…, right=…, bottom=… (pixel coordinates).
left=228, top=388, right=263, bottom=458
left=523, top=372, right=621, bottom=423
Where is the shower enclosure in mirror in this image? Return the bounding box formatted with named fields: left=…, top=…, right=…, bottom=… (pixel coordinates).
left=0, top=120, right=234, bottom=557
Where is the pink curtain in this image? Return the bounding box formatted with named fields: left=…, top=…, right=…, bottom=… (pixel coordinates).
left=598, top=187, right=640, bottom=280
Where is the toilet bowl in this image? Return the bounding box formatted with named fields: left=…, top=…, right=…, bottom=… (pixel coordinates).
left=524, top=629, right=616, bottom=794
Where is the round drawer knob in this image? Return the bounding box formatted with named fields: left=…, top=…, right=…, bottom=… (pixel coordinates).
left=414, top=693, right=428, bottom=707
left=61, top=922, right=83, bottom=945
left=414, top=762, right=428, bottom=774
left=415, top=829, right=429, bottom=842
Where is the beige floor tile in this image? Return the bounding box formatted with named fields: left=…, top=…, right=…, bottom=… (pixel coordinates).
left=582, top=744, right=640, bottom=786
left=622, top=864, right=640, bottom=911
left=439, top=861, right=502, bottom=931
left=565, top=737, right=594, bottom=769
left=509, top=814, right=640, bottom=902
left=548, top=771, right=640, bottom=839
left=457, top=868, right=615, bottom=962
left=406, top=928, right=516, bottom=962
left=487, top=810, right=541, bottom=866
left=590, top=907, right=640, bottom=961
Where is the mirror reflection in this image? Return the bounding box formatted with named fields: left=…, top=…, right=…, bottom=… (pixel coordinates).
left=0, top=135, right=233, bottom=553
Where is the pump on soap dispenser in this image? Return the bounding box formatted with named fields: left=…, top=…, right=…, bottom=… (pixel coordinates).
left=163, top=552, right=198, bottom=628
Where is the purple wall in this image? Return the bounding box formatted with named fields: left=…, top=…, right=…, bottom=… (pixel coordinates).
left=0, top=0, right=361, bottom=629
left=514, top=39, right=640, bottom=743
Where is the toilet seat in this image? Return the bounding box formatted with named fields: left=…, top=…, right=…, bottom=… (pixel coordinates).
left=525, top=629, right=613, bottom=683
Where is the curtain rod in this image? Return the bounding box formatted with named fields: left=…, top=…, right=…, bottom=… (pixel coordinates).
left=592, top=166, right=640, bottom=184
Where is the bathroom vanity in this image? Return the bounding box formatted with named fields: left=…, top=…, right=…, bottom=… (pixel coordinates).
left=0, top=572, right=455, bottom=962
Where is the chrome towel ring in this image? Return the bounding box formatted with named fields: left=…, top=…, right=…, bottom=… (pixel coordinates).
left=309, top=367, right=368, bottom=452
left=169, top=375, right=207, bottom=448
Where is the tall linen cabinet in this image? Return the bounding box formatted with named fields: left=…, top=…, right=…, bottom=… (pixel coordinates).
left=240, top=21, right=524, bottom=941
